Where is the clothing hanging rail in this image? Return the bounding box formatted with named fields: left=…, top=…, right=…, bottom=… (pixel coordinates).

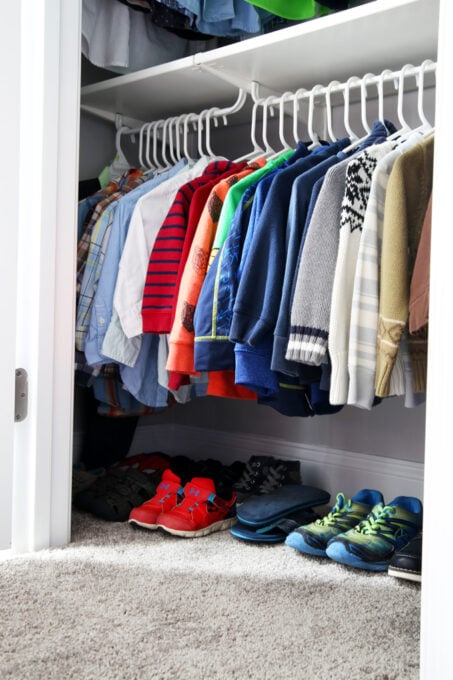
left=107, top=60, right=436, bottom=150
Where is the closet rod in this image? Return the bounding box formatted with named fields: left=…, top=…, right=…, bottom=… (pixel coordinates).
left=288, top=59, right=436, bottom=105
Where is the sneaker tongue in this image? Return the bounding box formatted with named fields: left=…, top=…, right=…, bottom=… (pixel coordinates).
left=187, top=477, right=217, bottom=493
left=162, top=469, right=182, bottom=484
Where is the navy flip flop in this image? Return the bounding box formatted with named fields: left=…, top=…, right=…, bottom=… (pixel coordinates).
left=236, top=484, right=330, bottom=528
left=230, top=508, right=320, bottom=543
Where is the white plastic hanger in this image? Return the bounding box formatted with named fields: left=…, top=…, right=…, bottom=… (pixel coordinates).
left=260, top=95, right=278, bottom=157
left=306, top=84, right=324, bottom=149
left=147, top=120, right=166, bottom=173
left=138, top=122, right=150, bottom=171
left=109, top=124, right=132, bottom=179
left=387, top=63, right=415, bottom=143
left=325, top=80, right=341, bottom=143
left=278, top=91, right=296, bottom=151
left=266, top=91, right=295, bottom=160
left=204, top=107, right=224, bottom=158
left=376, top=68, right=392, bottom=126
left=341, top=72, right=375, bottom=154
left=182, top=112, right=198, bottom=164
left=414, top=59, right=435, bottom=136
left=291, top=87, right=308, bottom=145
left=234, top=82, right=266, bottom=162
left=342, top=76, right=361, bottom=142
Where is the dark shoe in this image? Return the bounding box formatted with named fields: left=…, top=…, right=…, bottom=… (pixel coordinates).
left=73, top=468, right=158, bottom=521
left=388, top=531, right=422, bottom=583
left=233, top=455, right=301, bottom=503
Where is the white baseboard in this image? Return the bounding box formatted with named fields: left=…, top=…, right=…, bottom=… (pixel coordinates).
left=129, top=424, right=424, bottom=503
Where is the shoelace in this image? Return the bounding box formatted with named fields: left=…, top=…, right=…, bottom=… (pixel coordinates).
left=354, top=505, right=409, bottom=538
left=170, top=495, right=224, bottom=525
left=235, top=463, right=261, bottom=491
left=259, top=466, right=286, bottom=493
left=315, top=493, right=353, bottom=526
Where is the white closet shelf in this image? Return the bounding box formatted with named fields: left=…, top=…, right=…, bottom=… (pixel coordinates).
left=81, top=0, right=438, bottom=123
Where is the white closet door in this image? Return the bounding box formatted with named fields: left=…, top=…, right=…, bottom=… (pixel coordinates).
left=0, top=5, right=22, bottom=550
left=0, top=0, right=81, bottom=552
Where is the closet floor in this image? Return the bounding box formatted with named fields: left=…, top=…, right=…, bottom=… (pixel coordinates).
left=0, top=509, right=420, bottom=680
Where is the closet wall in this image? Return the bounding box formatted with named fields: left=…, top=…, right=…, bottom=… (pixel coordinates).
left=77, top=1, right=437, bottom=503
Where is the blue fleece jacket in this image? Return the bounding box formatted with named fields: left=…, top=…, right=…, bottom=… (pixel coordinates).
left=193, top=142, right=311, bottom=371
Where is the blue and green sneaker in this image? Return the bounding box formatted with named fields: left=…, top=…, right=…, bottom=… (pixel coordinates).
left=325, top=496, right=423, bottom=571
left=285, top=489, right=384, bottom=557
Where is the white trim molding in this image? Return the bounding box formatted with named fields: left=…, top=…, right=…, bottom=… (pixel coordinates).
left=129, top=424, right=424, bottom=503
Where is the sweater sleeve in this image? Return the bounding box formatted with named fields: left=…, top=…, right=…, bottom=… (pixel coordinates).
left=329, top=145, right=390, bottom=405
left=285, top=163, right=347, bottom=365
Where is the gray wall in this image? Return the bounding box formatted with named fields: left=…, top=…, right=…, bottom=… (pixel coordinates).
left=139, top=395, right=425, bottom=464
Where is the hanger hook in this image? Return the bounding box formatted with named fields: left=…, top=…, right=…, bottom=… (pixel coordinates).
left=182, top=113, right=197, bottom=163
left=343, top=75, right=361, bottom=140
left=261, top=95, right=277, bottom=155
left=308, top=84, right=324, bottom=147
left=277, top=91, right=294, bottom=151
left=360, top=72, right=374, bottom=135
left=138, top=122, right=149, bottom=170
left=152, top=120, right=166, bottom=171
left=325, top=80, right=340, bottom=142
left=204, top=106, right=220, bottom=157
left=396, top=63, right=415, bottom=130
left=416, top=59, right=435, bottom=127
left=292, top=88, right=308, bottom=145
left=377, top=69, right=393, bottom=124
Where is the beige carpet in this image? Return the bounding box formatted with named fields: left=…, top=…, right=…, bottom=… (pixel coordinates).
left=0, top=510, right=420, bottom=680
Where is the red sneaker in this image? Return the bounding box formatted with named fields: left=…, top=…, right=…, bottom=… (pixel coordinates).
left=110, top=452, right=170, bottom=476
left=157, top=478, right=237, bottom=538
left=128, top=469, right=183, bottom=530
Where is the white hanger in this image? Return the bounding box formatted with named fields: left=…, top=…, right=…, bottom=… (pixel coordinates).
left=196, top=108, right=212, bottom=160
left=182, top=112, right=198, bottom=164
left=167, top=116, right=180, bottom=166
left=377, top=69, right=392, bottom=126
left=325, top=80, right=341, bottom=143
left=138, top=122, right=150, bottom=171
left=360, top=72, right=374, bottom=135
left=307, top=84, right=324, bottom=149
left=234, top=83, right=266, bottom=162
left=292, top=87, right=308, bottom=145
left=266, top=91, right=294, bottom=160
left=204, top=107, right=224, bottom=158
left=387, top=63, right=415, bottom=142
left=342, top=76, right=361, bottom=141
left=160, top=116, right=175, bottom=170
left=414, top=59, right=435, bottom=135
left=147, top=120, right=166, bottom=173
left=278, top=91, right=296, bottom=152
left=109, top=124, right=132, bottom=179
left=341, top=72, right=375, bottom=155
left=260, top=95, right=278, bottom=157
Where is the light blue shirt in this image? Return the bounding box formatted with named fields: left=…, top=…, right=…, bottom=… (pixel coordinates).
left=84, top=160, right=187, bottom=366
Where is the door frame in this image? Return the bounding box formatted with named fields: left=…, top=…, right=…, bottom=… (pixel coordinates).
left=0, top=4, right=22, bottom=550
left=4, top=0, right=81, bottom=552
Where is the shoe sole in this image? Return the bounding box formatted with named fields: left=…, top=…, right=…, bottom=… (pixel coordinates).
left=158, top=516, right=236, bottom=538
left=387, top=566, right=422, bottom=583
left=128, top=519, right=159, bottom=530
left=285, top=532, right=327, bottom=557
left=326, top=542, right=389, bottom=571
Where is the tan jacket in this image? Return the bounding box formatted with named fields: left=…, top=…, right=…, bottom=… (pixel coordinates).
left=375, top=135, right=434, bottom=397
